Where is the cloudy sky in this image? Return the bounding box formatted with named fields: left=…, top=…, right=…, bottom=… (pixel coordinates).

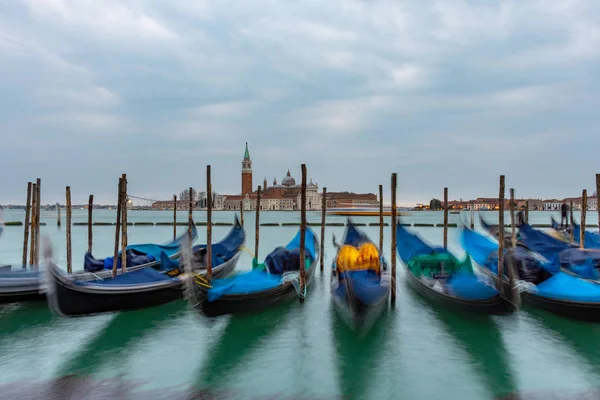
left=1, top=0, right=599, bottom=206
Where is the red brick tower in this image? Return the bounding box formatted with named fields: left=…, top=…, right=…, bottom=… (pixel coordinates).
left=241, top=142, right=253, bottom=196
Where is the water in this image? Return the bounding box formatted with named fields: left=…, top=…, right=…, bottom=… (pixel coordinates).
left=1, top=209, right=600, bottom=399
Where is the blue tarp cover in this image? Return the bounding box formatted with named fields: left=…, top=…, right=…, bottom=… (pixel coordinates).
left=206, top=228, right=316, bottom=302
left=446, top=273, right=499, bottom=300
left=334, top=269, right=389, bottom=306
left=518, top=223, right=572, bottom=261
left=573, top=223, right=600, bottom=249
left=396, top=223, right=450, bottom=262
left=74, top=267, right=177, bottom=287
left=536, top=272, right=600, bottom=302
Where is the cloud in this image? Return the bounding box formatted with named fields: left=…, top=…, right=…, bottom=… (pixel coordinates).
left=0, top=0, right=599, bottom=204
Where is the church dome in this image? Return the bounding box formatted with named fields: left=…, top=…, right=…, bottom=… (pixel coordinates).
left=282, top=170, right=296, bottom=187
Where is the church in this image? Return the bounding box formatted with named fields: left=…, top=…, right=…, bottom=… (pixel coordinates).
left=222, top=143, right=322, bottom=211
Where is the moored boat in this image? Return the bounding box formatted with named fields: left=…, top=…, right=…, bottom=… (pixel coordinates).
left=397, top=223, right=515, bottom=314
left=191, top=227, right=319, bottom=317
left=330, top=219, right=390, bottom=333
left=461, top=226, right=600, bottom=322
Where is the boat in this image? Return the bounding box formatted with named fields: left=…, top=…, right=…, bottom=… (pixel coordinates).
left=461, top=226, right=600, bottom=321
left=550, top=217, right=600, bottom=249
left=45, top=219, right=246, bottom=316
left=396, top=223, right=515, bottom=314
left=191, top=227, right=319, bottom=317
left=330, top=219, right=390, bottom=333
left=327, top=205, right=409, bottom=217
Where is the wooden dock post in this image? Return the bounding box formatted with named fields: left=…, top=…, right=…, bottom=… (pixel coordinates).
left=22, top=182, right=32, bottom=268
left=66, top=186, right=72, bottom=274
left=570, top=200, right=574, bottom=244
left=596, top=174, right=600, bottom=236
left=173, top=195, right=177, bottom=241
left=443, top=187, right=448, bottom=249
left=379, top=185, right=384, bottom=252
left=255, top=186, right=261, bottom=262
left=525, top=201, right=529, bottom=224
left=57, top=203, right=61, bottom=227
left=29, top=183, right=37, bottom=266
left=390, top=173, right=397, bottom=306
left=112, top=177, right=123, bottom=278
left=188, top=187, right=193, bottom=246
left=88, top=195, right=94, bottom=254
left=121, top=174, right=128, bottom=272
left=206, top=165, right=213, bottom=281
left=34, top=178, right=41, bottom=266
left=497, top=176, right=505, bottom=290
left=470, top=201, right=475, bottom=229
left=581, top=189, right=587, bottom=249
left=510, top=189, right=516, bottom=248
left=299, top=164, right=307, bottom=302
left=320, top=187, right=327, bottom=272
left=240, top=200, right=244, bottom=227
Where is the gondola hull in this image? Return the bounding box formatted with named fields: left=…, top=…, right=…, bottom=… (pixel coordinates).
left=49, top=253, right=240, bottom=317
left=0, top=271, right=44, bottom=304
left=194, top=258, right=317, bottom=317
left=404, top=269, right=515, bottom=315
left=331, top=282, right=389, bottom=333
left=474, top=261, right=600, bottom=322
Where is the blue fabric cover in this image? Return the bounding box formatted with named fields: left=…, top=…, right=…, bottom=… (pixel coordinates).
left=334, top=269, right=388, bottom=306
left=207, top=270, right=282, bottom=301
left=192, top=221, right=245, bottom=262
left=83, top=224, right=198, bottom=272
left=573, top=222, right=600, bottom=249
left=265, top=247, right=303, bottom=274
left=0, top=269, right=40, bottom=279
left=518, top=223, right=573, bottom=261
left=446, top=273, right=499, bottom=300
left=342, top=220, right=373, bottom=247
left=206, top=227, right=315, bottom=302
left=536, top=272, right=600, bottom=302
left=74, top=267, right=177, bottom=287
left=396, top=223, right=450, bottom=262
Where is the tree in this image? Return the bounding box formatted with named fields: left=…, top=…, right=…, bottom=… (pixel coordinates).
left=429, top=198, right=442, bottom=210
left=179, top=188, right=198, bottom=202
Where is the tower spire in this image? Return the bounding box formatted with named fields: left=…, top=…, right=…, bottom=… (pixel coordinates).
left=244, top=142, right=250, bottom=160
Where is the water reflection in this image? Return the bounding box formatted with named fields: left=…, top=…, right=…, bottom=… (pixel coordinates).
left=57, top=300, right=186, bottom=376
left=332, top=307, right=392, bottom=400
left=427, top=305, right=517, bottom=399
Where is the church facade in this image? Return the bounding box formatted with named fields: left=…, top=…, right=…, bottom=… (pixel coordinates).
left=222, top=144, right=322, bottom=211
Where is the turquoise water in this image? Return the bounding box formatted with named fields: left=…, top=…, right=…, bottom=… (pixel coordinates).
left=1, top=210, right=600, bottom=399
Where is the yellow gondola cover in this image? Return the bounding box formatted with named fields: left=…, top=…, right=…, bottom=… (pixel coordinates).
left=336, top=243, right=380, bottom=273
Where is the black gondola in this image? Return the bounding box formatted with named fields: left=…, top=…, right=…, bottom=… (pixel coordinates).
left=46, top=219, right=246, bottom=316
left=462, top=226, right=600, bottom=322
left=191, top=227, right=319, bottom=317
left=330, top=220, right=390, bottom=333
left=396, top=223, right=515, bottom=315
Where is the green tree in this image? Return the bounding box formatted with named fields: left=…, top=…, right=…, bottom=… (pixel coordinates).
left=429, top=198, right=442, bottom=210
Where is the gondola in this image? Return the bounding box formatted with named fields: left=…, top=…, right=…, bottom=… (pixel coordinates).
left=330, top=219, right=390, bottom=333
left=461, top=226, right=600, bottom=321
left=550, top=216, right=600, bottom=249
left=191, top=227, right=319, bottom=317
left=46, top=218, right=246, bottom=316
left=0, top=221, right=200, bottom=305
left=396, top=223, right=515, bottom=314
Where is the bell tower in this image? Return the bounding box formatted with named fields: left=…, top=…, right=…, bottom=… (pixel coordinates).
left=241, top=142, right=253, bottom=196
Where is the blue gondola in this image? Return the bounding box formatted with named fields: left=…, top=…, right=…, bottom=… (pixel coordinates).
left=397, top=223, right=515, bottom=314
left=330, top=220, right=390, bottom=333
left=461, top=226, right=600, bottom=321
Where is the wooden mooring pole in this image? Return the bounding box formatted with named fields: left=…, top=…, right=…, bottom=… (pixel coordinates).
left=379, top=185, right=384, bottom=253
left=581, top=189, right=587, bottom=249
left=173, top=195, right=177, bottom=241
left=34, top=178, right=41, bottom=266
left=255, top=186, right=261, bottom=262
left=470, top=201, right=475, bottom=229
left=29, top=183, right=37, bottom=267
left=188, top=187, right=193, bottom=246
left=112, top=177, right=123, bottom=278
left=299, top=164, right=307, bottom=302
left=320, top=187, right=327, bottom=272
left=570, top=200, right=574, bottom=244
left=66, top=186, right=72, bottom=274
left=390, top=173, right=397, bottom=306
left=497, top=176, right=505, bottom=290
left=121, top=174, right=128, bottom=272
left=22, top=182, right=32, bottom=268
left=56, top=203, right=61, bottom=227
left=596, top=174, right=600, bottom=236
left=525, top=201, right=529, bottom=224
left=443, top=187, right=448, bottom=249
left=240, top=200, right=244, bottom=227
left=206, top=165, right=213, bottom=281
left=88, top=195, right=94, bottom=254
left=510, top=189, right=516, bottom=248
